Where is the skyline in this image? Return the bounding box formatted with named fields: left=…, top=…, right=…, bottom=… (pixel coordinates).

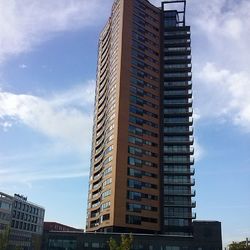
left=0, top=0, right=249, bottom=246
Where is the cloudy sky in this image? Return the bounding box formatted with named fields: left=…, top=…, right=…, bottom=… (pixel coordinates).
left=0, top=0, right=249, bottom=246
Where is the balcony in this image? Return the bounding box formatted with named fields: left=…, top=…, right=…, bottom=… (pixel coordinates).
left=164, top=190, right=196, bottom=197
left=91, top=201, right=101, bottom=209
left=164, top=107, right=193, bottom=116
left=164, top=63, right=192, bottom=73
left=164, top=167, right=195, bottom=175
left=92, top=192, right=101, bottom=199
left=92, top=181, right=102, bottom=190
left=163, top=135, right=194, bottom=145
left=164, top=72, right=192, bottom=81
left=163, top=98, right=193, bottom=107
left=164, top=39, right=191, bottom=45
left=93, top=172, right=102, bottom=181
left=164, top=117, right=193, bottom=127
left=164, top=55, right=192, bottom=63
left=163, top=157, right=194, bottom=165
left=164, top=31, right=191, bottom=37
left=166, top=212, right=196, bottom=219
left=164, top=127, right=193, bottom=136
left=164, top=89, right=192, bottom=97
left=164, top=178, right=195, bottom=186
left=164, top=81, right=192, bottom=89
left=91, top=212, right=100, bottom=218
left=164, top=201, right=196, bottom=208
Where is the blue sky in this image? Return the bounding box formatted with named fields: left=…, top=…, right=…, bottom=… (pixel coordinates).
left=0, top=0, right=249, bottom=246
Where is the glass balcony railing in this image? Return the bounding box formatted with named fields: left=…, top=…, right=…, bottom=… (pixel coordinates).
left=164, top=55, right=192, bottom=61
left=164, top=31, right=191, bottom=36
left=164, top=117, right=193, bottom=125
left=164, top=72, right=192, bottom=78
left=164, top=81, right=192, bottom=88
left=163, top=178, right=195, bottom=186
left=164, top=167, right=195, bottom=175
left=164, top=39, right=191, bottom=45
left=164, top=126, right=193, bottom=134
left=164, top=98, right=193, bottom=106
left=164, top=189, right=196, bottom=196
left=163, top=157, right=194, bottom=165
left=164, top=47, right=191, bottom=52
left=164, top=107, right=193, bottom=115
left=164, top=201, right=196, bottom=207
left=164, top=135, right=194, bottom=144
left=166, top=212, right=196, bottom=219
left=164, top=63, right=192, bottom=69
left=164, top=89, right=192, bottom=96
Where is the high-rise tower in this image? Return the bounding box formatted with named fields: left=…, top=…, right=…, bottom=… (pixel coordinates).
left=86, top=0, right=195, bottom=236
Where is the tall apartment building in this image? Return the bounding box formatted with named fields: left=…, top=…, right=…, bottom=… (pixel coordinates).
left=86, top=0, right=195, bottom=236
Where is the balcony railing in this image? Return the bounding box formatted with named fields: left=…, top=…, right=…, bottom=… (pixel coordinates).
left=164, top=107, right=193, bottom=115
left=164, top=39, right=191, bottom=45
left=164, top=98, right=193, bottom=106
left=164, top=127, right=193, bottom=134
left=164, top=89, right=192, bottom=96
left=164, top=72, right=192, bottom=78
left=164, top=55, right=192, bottom=61
left=164, top=201, right=196, bottom=208
left=164, top=190, right=196, bottom=196
left=164, top=178, right=195, bottom=186
left=164, top=81, right=192, bottom=88
left=163, top=157, right=194, bottom=165
left=166, top=212, right=196, bottom=219
left=164, top=167, right=195, bottom=175
left=163, top=135, right=194, bottom=144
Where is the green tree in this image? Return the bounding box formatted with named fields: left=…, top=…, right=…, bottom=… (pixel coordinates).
left=0, top=227, right=10, bottom=250
left=229, top=241, right=250, bottom=250
left=108, top=234, right=133, bottom=250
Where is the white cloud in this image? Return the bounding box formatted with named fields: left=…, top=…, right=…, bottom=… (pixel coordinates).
left=195, top=63, right=250, bottom=131
left=0, top=80, right=95, bottom=185
left=194, top=138, right=205, bottom=162
left=0, top=0, right=112, bottom=64
left=0, top=80, right=95, bottom=151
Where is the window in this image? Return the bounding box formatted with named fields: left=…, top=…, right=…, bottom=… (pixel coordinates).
left=128, top=179, right=157, bottom=189
left=131, top=77, right=158, bottom=90
left=101, top=213, right=110, bottom=222
left=103, top=166, right=112, bottom=177
left=127, top=203, right=141, bottom=213
left=129, top=115, right=158, bottom=128
left=100, top=201, right=111, bottom=211
left=103, top=156, right=113, bottom=165
left=103, top=178, right=112, bottom=187
left=128, top=146, right=142, bottom=156
left=129, top=168, right=157, bottom=178
left=127, top=191, right=141, bottom=201
left=126, top=215, right=141, bottom=225
left=128, top=156, right=157, bottom=168
left=101, top=190, right=111, bottom=199
left=129, top=125, right=158, bottom=137
left=129, top=136, right=157, bottom=147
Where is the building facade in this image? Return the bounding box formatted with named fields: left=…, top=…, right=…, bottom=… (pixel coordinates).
left=0, top=192, right=13, bottom=233
left=43, top=221, right=222, bottom=250
left=43, top=222, right=82, bottom=232
left=86, top=0, right=195, bottom=235
left=0, top=192, right=45, bottom=250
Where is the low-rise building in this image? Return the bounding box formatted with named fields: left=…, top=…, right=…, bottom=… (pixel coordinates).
left=43, top=221, right=222, bottom=250
left=44, top=222, right=82, bottom=232
left=0, top=192, right=13, bottom=233
left=0, top=192, right=45, bottom=250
